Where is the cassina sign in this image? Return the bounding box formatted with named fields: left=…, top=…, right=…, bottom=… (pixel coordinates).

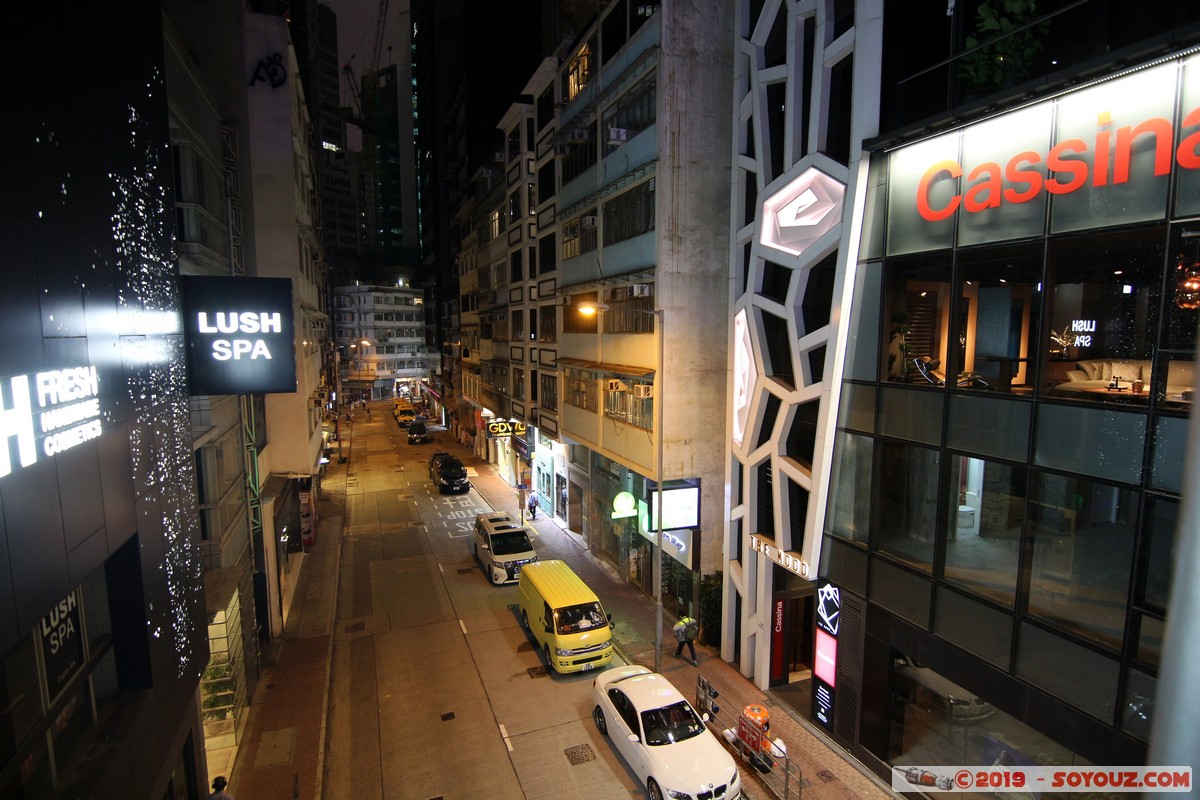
left=886, top=56, right=1200, bottom=253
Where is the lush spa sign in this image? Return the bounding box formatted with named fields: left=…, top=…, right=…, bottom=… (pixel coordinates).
left=181, top=276, right=296, bottom=394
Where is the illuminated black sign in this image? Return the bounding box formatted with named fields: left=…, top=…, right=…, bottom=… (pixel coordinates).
left=813, top=578, right=841, bottom=732
left=181, top=276, right=296, bottom=394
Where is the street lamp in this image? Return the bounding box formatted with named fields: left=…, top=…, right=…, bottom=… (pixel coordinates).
left=578, top=300, right=667, bottom=672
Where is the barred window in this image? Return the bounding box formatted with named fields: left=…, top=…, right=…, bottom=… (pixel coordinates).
left=565, top=41, right=593, bottom=101
left=513, top=367, right=526, bottom=401
left=565, top=368, right=598, bottom=411
left=600, top=285, right=656, bottom=333
left=511, top=310, right=525, bottom=342
left=603, top=378, right=653, bottom=430
left=538, top=305, right=558, bottom=342
left=563, top=210, right=599, bottom=260
left=562, top=131, right=597, bottom=185
left=602, top=77, right=657, bottom=142
left=603, top=179, right=654, bottom=246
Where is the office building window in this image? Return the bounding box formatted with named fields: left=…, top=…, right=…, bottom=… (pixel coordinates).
left=943, top=455, right=1024, bottom=607
left=1025, top=471, right=1137, bottom=650
left=873, top=440, right=940, bottom=572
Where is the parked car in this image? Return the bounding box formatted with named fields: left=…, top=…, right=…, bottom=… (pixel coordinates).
left=432, top=456, right=470, bottom=494
left=473, top=511, right=538, bottom=585
left=407, top=420, right=431, bottom=444
left=592, top=665, right=742, bottom=800
left=428, top=451, right=453, bottom=479
left=893, top=654, right=995, bottom=720
left=395, top=406, right=417, bottom=427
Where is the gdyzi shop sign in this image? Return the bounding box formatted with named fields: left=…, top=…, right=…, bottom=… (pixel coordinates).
left=0, top=366, right=103, bottom=480
left=181, top=276, right=296, bottom=394
left=485, top=419, right=526, bottom=439
left=886, top=55, right=1200, bottom=254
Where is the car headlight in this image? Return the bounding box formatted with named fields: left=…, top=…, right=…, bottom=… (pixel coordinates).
left=554, top=647, right=573, bottom=657
left=666, top=791, right=692, bottom=800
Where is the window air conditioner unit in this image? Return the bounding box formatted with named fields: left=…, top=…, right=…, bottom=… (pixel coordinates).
left=494, top=151, right=506, bottom=163
left=606, top=378, right=627, bottom=392
left=554, top=143, right=569, bottom=155
left=571, top=128, right=590, bottom=142
left=582, top=215, right=597, bottom=227
left=633, top=384, right=654, bottom=399
left=607, top=127, right=628, bottom=145
left=479, top=167, right=494, bottom=178
left=632, top=284, right=650, bottom=297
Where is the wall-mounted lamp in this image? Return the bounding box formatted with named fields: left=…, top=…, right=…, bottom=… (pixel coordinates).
left=1175, top=260, right=1200, bottom=310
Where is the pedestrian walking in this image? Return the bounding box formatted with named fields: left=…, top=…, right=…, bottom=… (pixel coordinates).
left=527, top=489, right=540, bottom=519
left=673, top=614, right=699, bottom=665
left=208, top=776, right=234, bottom=799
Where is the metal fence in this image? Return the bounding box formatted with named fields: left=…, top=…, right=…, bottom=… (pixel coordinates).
left=695, top=675, right=804, bottom=800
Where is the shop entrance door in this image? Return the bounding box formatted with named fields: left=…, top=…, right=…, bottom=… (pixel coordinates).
left=770, top=586, right=815, bottom=717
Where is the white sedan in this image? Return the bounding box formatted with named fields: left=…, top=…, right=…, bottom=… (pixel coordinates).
left=592, top=665, right=742, bottom=800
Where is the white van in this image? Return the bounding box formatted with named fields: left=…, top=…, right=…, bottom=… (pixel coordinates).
left=473, top=511, right=538, bottom=585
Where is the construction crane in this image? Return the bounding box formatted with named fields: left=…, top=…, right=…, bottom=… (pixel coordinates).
left=341, top=0, right=390, bottom=131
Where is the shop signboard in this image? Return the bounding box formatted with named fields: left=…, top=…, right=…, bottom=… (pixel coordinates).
left=812, top=578, right=841, bottom=732
left=887, top=55, right=1200, bottom=254
left=41, top=592, right=85, bottom=702
left=180, top=276, right=296, bottom=394
left=485, top=419, right=526, bottom=439
left=0, top=365, right=104, bottom=481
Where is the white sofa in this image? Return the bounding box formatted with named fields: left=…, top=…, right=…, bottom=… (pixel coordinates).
left=1053, top=358, right=1195, bottom=398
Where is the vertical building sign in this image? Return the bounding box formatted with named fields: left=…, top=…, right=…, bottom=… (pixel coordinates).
left=813, top=578, right=841, bottom=731
left=770, top=599, right=786, bottom=684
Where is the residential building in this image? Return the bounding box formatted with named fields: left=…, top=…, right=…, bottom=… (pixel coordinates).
left=162, top=7, right=263, bottom=779
left=334, top=281, right=432, bottom=401
left=243, top=12, right=330, bottom=641
left=553, top=1, right=733, bottom=613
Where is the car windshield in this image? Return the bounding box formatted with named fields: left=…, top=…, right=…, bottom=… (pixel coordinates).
left=639, top=701, right=705, bottom=746
left=490, top=530, right=533, bottom=555
left=554, top=602, right=608, bottom=634
left=440, top=466, right=466, bottom=479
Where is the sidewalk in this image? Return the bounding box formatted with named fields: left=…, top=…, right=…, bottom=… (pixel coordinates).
left=224, top=407, right=896, bottom=800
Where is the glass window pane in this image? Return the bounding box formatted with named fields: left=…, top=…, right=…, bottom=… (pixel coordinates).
left=846, top=261, right=882, bottom=381
left=1135, top=613, right=1164, bottom=667
left=1025, top=472, right=1137, bottom=650
left=870, top=558, right=931, bottom=628
left=1121, top=668, right=1155, bottom=742
left=879, top=386, right=942, bottom=445
left=944, top=456, right=1024, bottom=606
left=1142, top=496, right=1177, bottom=610
left=819, top=536, right=868, bottom=596
left=933, top=587, right=1013, bottom=668
left=883, top=252, right=953, bottom=384
left=956, top=242, right=1043, bottom=393
left=837, top=382, right=876, bottom=434
left=1150, top=415, right=1188, bottom=492
left=1016, top=622, right=1119, bottom=720
left=1042, top=227, right=1165, bottom=405
left=826, top=431, right=873, bottom=545
left=947, top=392, right=1030, bottom=462
left=874, top=442, right=940, bottom=571
left=1033, top=403, right=1145, bottom=485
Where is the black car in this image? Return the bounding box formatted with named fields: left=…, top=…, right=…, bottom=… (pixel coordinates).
left=432, top=456, right=470, bottom=494
left=428, top=451, right=453, bottom=479
left=408, top=421, right=431, bottom=444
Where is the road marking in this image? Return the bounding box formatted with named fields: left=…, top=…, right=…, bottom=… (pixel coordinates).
left=438, top=563, right=444, bottom=573
left=459, top=619, right=468, bottom=635
left=499, top=724, right=513, bottom=752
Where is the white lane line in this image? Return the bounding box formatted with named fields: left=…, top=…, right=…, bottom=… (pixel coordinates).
left=438, top=563, right=444, bottom=573
left=499, top=724, right=513, bottom=752
left=459, top=619, right=468, bottom=635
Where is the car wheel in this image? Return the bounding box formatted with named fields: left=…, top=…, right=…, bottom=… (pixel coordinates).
left=521, top=610, right=530, bottom=631
left=647, top=778, right=664, bottom=800
left=472, top=542, right=478, bottom=561
left=593, top=706, right=608, bottom=736
left=543, top=644, right=552, bottom=670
